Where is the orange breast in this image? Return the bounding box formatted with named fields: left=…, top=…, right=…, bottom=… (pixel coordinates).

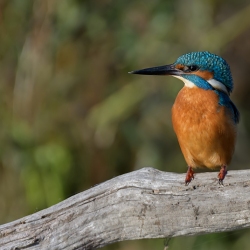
left=172, top=86, right=237, bottom=169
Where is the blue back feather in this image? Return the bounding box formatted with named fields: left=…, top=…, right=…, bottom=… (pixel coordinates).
left=215, top=90, right=240, bottom=124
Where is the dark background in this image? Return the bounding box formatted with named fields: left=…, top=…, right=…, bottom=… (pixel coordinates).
left=0, top=0, right=250, bottom=249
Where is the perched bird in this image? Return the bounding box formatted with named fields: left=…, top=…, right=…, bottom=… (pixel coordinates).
left=130, top=51, right=239, bottom=185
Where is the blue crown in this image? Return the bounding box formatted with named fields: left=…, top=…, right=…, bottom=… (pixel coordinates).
left=174, top=51, right=233, bottom=93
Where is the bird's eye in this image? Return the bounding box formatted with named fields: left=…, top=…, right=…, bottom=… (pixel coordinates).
left=182, top=65, right=199, bottom=73
left=188, top=65, right=199, bottom=72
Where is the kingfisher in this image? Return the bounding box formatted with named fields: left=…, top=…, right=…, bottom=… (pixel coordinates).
left=130, top=51, right=239, bottom=185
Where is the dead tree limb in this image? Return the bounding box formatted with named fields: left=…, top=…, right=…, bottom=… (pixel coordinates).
left=1, top=167, right=250, bottom=250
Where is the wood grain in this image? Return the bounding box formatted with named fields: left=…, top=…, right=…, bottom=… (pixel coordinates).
left=0, top=167, right=250, bottom=249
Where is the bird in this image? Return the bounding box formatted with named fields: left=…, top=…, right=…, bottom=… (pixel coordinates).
left=129, top=51, right=239, bottom=185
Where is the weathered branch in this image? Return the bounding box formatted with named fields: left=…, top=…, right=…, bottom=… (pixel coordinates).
left=0, top=167, right=250, bottom=249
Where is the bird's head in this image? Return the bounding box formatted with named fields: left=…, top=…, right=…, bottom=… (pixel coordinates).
left=130, top=51, right=233, bottom=95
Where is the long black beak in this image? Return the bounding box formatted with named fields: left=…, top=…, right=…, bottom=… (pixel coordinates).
left=129, top=64, right=182, bottom=76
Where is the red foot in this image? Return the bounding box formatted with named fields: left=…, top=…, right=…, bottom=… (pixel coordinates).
left=218, top=165, right=227, bottom=185
left=185, top=166, right=194, bottom=185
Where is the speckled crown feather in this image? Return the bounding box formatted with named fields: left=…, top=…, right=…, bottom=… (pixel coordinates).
left=174, top=51, right=233, bottom=93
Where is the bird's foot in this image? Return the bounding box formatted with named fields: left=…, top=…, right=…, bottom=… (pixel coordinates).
left=218, top=165, right=227, bottom=185
left=185, top=166, right=194, bottom=185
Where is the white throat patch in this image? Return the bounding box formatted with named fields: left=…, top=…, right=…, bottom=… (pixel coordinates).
left=173, top=76, right=196, bottom=88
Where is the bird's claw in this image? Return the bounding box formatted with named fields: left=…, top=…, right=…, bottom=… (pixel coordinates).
left=218, top=179, right=224, bottom=186
left=218, top=165, right=227, bottom=185
left=185, top=166, right=194, bottom=185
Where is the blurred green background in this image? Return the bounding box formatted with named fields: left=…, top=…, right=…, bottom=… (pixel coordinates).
left=0, top=0, right=250, bottom=249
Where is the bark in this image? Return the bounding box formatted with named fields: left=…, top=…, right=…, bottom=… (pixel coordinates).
left=0, top=167, right=250, bottom=250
